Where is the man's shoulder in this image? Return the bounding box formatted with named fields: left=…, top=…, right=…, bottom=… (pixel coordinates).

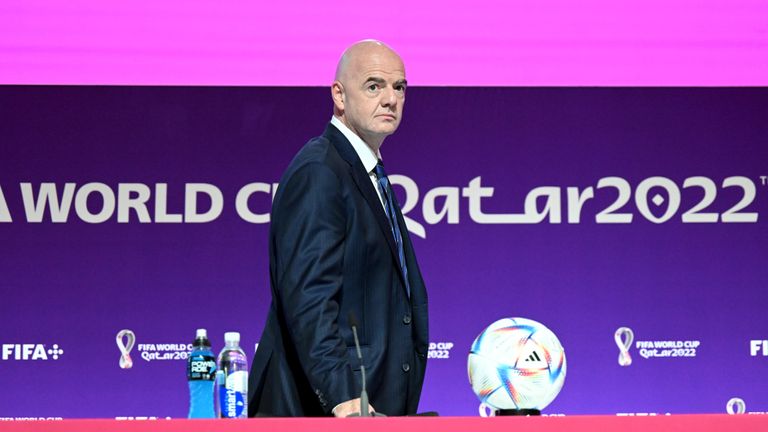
left=271, top=131, right=350, bottom=215
left=273, top=130, right=347, bottom=196
left=292, top=134, right=336, bottom=165
left=284, top=126, right=348, bottom=175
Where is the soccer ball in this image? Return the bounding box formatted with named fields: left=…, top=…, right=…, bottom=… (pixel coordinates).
left=468, top=317, right=566, bottom=411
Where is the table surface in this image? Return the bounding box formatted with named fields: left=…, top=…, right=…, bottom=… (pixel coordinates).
left=1, top=414, right=767, bottom=432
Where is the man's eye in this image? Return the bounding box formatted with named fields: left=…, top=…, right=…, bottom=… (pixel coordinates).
left=367, top=84, right=379, bottom=91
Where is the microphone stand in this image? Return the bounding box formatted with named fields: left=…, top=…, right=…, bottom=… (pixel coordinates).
left=350, top=323, right=370, bottom=417
left=347, top=313, right=385, bottom=417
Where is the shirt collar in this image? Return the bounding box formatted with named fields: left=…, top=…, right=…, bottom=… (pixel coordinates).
left=330, top=116, right=380, bottom=174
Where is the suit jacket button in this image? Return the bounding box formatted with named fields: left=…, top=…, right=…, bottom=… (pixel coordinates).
left=403, top=315, right=412, bottom=324
left=402, top=363, right=411, bottom=372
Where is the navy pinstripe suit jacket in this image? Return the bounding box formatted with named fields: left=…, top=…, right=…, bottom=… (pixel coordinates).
left=248, top=123, right=429, bottom=417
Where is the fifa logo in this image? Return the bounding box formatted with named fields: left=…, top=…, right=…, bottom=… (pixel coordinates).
left=614, top=327, right=634, bottom=366
left=750, top=340, right=768, bottom=356
left=1, top=344, right=63, bottom=360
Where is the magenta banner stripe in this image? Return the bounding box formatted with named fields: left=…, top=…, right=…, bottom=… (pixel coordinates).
left=1, top=0, right=766, bottom=85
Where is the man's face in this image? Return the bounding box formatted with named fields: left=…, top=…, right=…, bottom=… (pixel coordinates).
left=336, top=47, right=407, bottom=145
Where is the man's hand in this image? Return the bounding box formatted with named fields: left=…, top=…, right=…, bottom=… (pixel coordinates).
left=332, top=397, right=376, bottom=417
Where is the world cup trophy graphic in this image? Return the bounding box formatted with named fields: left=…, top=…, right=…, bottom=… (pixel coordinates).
left=116, top=329, right=136, bottom=369
left=614, top=327, right=633, bottom=367
left=726, top=397, right=746, bottom=415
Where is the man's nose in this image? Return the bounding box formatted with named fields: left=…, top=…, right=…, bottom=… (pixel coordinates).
left=381, top=86, right=397, bottom=107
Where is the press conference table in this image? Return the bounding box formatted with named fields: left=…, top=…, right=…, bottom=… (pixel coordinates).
left=3, top=415, right=767, bottom=432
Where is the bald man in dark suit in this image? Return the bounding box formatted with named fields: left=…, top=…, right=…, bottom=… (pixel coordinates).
left=248, top=40, right=429, bottom=417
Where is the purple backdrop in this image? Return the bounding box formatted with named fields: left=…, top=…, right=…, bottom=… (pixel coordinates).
left=1, top=87, right=767, bottom=419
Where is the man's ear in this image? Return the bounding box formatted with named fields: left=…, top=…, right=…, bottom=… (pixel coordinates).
left=331, top=81, right=345, bottom=112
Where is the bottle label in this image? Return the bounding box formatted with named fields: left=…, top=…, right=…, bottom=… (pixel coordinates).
left=220, top=370, right=248, bottom=418
left=187, top=354, right=217, bottom=381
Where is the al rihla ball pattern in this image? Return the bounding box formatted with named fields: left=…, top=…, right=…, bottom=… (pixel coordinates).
left=468, top=317, right=566, bottom=411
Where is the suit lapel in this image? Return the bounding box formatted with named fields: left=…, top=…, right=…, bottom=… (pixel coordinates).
left=324, top=124, right=402, bottom=280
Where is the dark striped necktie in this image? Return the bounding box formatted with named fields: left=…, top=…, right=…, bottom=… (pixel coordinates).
left=374, top=161, right=410, bottom=298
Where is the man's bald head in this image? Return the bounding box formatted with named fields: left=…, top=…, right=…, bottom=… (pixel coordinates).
left=331, top=40, right=407, bottom=151
left=334, top=40, right=403, bottom=84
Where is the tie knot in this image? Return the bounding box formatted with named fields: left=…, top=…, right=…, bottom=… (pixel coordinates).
left=374, top=161, right=388, bottom=179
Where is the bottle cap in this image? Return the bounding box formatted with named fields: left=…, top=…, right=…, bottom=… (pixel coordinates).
left=193, top=328, right=211, bottom=347
left=224, top=332, right=240, bottom=345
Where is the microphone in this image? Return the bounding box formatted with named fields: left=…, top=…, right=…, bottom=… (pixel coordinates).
left=348, top=312, right=370, bottom=417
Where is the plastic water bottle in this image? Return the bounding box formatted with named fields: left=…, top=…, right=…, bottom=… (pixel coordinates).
left=213, top=369, right=225, bottom=417
left=187, top=328, right=217, bottom=418
left=217, top=332, right=248, bottom=418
